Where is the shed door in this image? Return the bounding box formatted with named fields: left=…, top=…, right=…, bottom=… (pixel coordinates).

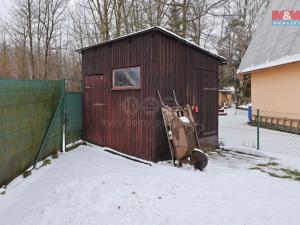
left=84, top=75, right=105, bottom=146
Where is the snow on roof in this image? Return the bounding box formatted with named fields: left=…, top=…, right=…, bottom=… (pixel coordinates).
left=238, top=0, right=300, bottom=74
left=77, top=26, right=227, bottom=63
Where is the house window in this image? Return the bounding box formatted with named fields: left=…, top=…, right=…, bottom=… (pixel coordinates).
left=112, top=66, right=141, bottom=90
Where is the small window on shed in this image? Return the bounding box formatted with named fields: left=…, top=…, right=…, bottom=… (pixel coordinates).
left=112, top=66, right=141, bottom=90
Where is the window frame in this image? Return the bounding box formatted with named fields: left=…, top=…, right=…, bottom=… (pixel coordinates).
left=111, top=66, right=141, bottom=91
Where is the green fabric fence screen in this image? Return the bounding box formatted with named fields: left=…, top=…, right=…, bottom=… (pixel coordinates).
left=0, top=80, right=64, bottom=187
left=65, top=92, right=82, bottom=145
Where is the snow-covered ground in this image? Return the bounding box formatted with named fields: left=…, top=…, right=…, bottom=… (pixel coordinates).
left=219, top=108, right=300, bottom=156
left=1, top=144, right=300, bottom=225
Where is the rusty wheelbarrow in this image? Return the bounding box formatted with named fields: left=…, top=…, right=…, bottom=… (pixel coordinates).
left=157, top=90, right=208, bottom=171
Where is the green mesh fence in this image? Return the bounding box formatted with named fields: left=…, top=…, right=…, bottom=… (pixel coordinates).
left=65, top=92, right=82, bottom=145
left=0, top=80, right=64, bottom=187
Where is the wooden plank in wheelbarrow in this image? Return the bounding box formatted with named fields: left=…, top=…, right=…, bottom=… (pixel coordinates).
left=161, top=107, right=176, bottom=164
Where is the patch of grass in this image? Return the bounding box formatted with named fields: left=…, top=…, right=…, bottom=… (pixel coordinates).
left=281, top=168, right=300, bottom=177
left=250, top=164, right=300, bottom=182
left=43, top=159, right=51, bottom=166
left=256, top=162, right=279, bottom=167
left=294, top=177, right=300, bottom=181
left=249, top=167, right=262, bottom=171
left=267, top=172, right=292, bottom=179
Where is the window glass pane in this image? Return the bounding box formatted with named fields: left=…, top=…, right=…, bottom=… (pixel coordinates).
left=113, top=67, right=140, bottom=88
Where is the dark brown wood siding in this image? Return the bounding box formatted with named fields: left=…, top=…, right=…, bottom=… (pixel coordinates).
left=82, top=30, right=220, bottom=161
left=152, top=33, right=219, bottom=161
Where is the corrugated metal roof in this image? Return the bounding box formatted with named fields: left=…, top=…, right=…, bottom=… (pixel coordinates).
left=238, top=0, right=300, bottom=74
left=76, top=26, right=227, bottom=63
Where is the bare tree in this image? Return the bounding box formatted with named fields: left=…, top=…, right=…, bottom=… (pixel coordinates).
left=10, top=0, right=35, bottom=79
left=2, top=0, right=270, bottom=85
left=216, top=0, right=270, bottom=105
left=27, top=0, right=35, bottom=79
left=0, top=20, right=11, bottom=78
left=86, top=0, right=114, bottom=41
left=39, top=0, right=69, bottom=79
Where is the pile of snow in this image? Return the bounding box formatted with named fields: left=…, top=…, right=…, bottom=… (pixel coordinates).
left=179, top=116, right=190, bottom=123
left=1, top=145, right=300, bottom=225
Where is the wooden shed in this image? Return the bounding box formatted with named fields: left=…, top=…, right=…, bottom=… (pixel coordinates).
left=78, top=26, right=226, bottom=161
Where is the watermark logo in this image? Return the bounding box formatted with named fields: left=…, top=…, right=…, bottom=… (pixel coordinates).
left=121, top=96, right=160, bottom=115
left=122, top=97, right=139, bottom=115
left=272, top=10, right=300, bottom=26
left=141, top=97, right=160, bottom=115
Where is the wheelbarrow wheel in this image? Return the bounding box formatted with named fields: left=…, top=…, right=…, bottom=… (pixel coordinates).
left=191, top=150, right=208, bottom=171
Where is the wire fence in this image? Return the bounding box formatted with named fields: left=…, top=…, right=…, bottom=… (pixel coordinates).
left=219, top=108, right=300, bottom=156
left=65, top=79, right=82, bottom=92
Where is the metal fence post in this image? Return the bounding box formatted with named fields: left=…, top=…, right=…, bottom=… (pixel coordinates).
left=257, top=109, right=260, bottom=150
left=33, top=96, right=64, bottom=168
left=62, top=79, right=66, bottom=152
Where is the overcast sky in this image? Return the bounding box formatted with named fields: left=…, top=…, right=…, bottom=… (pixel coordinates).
left=0, top=0, right=78, bottom=21
left=0, top=0, right=11, bottom=20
